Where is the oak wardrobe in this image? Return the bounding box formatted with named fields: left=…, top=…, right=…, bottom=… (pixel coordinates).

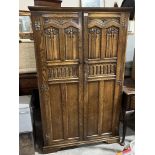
left=29, top=7, right=130, bottom=153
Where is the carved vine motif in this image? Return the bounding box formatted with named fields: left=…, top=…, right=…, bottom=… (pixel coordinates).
left=64, top=27, right=79, bottom=38
left=34, top=20, right=41, bottom=31
left=88, top=19, right=106, bottom=26
left=106, top=18, right=120, bottom=23
left=44, top=27, right=59, bottom=38
left=39, top=35, right=47, bottom=68
left=43, top=18, right=65, bottom=24
left=39, top=33, right=49, bottom=94
left=56, top=19, right=71, bottom=25
left=40, top=83, right=49, bottom=93
left=48, top=66, right=78, bottom=79
left=88, top=63, right=116, bottom=77
left=88, top=18, right=120, bottom=26
left=44, top=18, right=79, bottom=25
left=35, top=23, right=51, bottom=139
left=121, top=14, right=127, bottom=28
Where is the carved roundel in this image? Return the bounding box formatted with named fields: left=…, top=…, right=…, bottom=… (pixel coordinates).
left=106, top=26, right=119, bottom=34
left=64, top=26, right=79, bottom=35
left=89, top=26, right=101, bottom=34
left=44, top=27, right=59, bottom=38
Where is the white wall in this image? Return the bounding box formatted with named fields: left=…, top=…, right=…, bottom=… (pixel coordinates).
left=19, top=0, right=80, bottom=9
left=61, top=0, right=79, bottom=7
left=19, top=0, right=124, bottom=10
left=126, top=34, right=135, bottom=62
left=19, top=0, right=34, bottom=10
left=62, top=0, right=124, bottom=7
left=105, top=0, right=123, bottom=7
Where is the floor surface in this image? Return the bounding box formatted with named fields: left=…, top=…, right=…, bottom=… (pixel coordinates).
left=20, top=121, right=135, bottom=155
left=35, top=125, right=135, bottom=155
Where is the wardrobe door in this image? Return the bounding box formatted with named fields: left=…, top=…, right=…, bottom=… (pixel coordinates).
left=31, top=12, right=83, bottom=147
left=83, top=12, right=129, bottom=140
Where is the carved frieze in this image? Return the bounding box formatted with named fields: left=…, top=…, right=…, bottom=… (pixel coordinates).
left=88, top=63, right=116, bottom=77
left=88, top=19, right=106, bottom=26
left=107, top=18, right=120, bottom=23
left=88, top=18, right=120, bottom=27
left=48, top=65, right=78, bottom=80
left=44, top=18, right=79, bottom=25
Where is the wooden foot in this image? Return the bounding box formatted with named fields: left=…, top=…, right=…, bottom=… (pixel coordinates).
left=43, top=147, right=60, bottom=154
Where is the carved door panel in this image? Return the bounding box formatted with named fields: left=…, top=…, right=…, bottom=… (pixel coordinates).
left=32, top=12, right=83, bottom=146
left=83, top=12, right=128, bottom=140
